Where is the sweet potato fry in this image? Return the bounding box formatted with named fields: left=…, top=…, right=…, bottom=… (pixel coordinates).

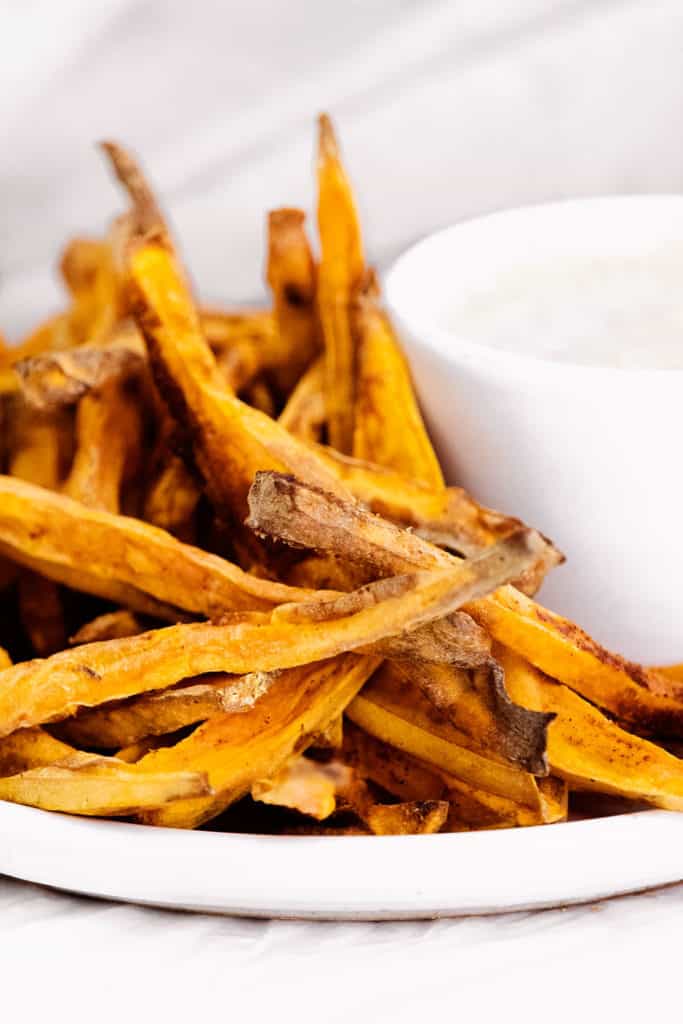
left=352, top=269, right=444, bottom=489
left=316, top=114, right=365, bottom=452
left=127, top=240, right=350, bottom=517
left=0, top=555, right=520, bottom=737
left=0, top=761, right=210, bottom=816
left=100, top=142, right=165, bottom=237
left=0, top=723, right=210, bottom=815
left=58, top=670, right=276, bottom=749
left=252, top=756, right=346, bottom=821
left=13, top=332, right=144, bottom=411
left=142, top=454, right=201, bottom=538
left=0, top=476, right=323, bottom=617
left=500, top=647, right=683, bottom=811
left=63, top=378, right=142, bottom=512
left=266, top=208, right=320, bottom=391
left=70, top=610, right=143, bottom=645
left=249, top=472, right=683, bottom=735
left=138, top=654, right=380, bottom=828
left=278, top=356, right=326, bottom=442
left=347, top=664, right=549, bottom=812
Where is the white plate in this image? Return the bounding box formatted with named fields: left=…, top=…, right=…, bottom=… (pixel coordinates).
left=1, top=802, right=682, bottom=919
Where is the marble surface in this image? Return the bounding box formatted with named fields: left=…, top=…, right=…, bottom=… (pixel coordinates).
left=3, top=1, right=683, bottom=1013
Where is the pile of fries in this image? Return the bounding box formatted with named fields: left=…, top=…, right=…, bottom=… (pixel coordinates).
left=1, top=116, right=683, bottom=836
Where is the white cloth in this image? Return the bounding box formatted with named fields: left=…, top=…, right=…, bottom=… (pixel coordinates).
left=2, top=2, right=682, bottom=1015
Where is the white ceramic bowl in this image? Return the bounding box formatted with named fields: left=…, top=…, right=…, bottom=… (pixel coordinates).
left=385, top=196, right=683, bottom=663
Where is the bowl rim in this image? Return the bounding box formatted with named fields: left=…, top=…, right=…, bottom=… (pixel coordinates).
left=384, top=193, right=683, bottom=379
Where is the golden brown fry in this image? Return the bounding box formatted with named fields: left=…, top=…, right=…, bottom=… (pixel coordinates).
left=99, top=143, right=166, bottom=237
left=143, top=454, right=201, bottom=538
left=58, top=670, right=277, bottom=749
left=70, top=610, right=143, bottom=645
left=252, top=756, right=346, bottom=820
left=200, top=307, right=275, bottom=349
left=63, top=378, right=141, bottom=513
left=267, top=208, right=320, bottom=391
left=60, top=237, right=122, bottom=346
left=348, top=665, right=548, bottom=813
left=316, top=114, right=365, bottom=452
left=138, top=654, right=379, bottom=828
left=0, top=555, right=519, bottom=737
left=249, top=471, right=683, bottom=735
left=127, top=241, right=350, bottom=517
left=0, top=761, right=209, bottom=816
left=500, top=647, right=683, bottom=811
left=0, top=647, right=11, bottom=671
left=278, top=356, right=326, bottom=442
left=352, top=269, right=444, bottom=489
left=0, top=476, right=323, bottom=618
left=13, top=332, right=144, bottom=411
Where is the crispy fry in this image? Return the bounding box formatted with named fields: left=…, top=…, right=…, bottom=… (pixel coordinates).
left=316, top=114, right=365, bottom=451
left=100, top=143, right=165, bottom=237
left=63, top=378, right=141, bottom=512
left=58, top=670, right=276, bottom=749
left=0, top=556, right=520, bottom=737
left=127, top=240, right=350, bottom=517
left=352, top=269, right=444, bottom=489
left=70, top=610, right=143, bottom=645
left=143, top=454, right=201, bottom=537
left=0, top=723, right=210, bottom=815
left=138, top=655, right=380, bottom=828
left=13, top=332, right=144, bottom=411
left=0, top=476, right=323, bottom=617
left=348, top=664, right=549, bottom=813
left=500, top=647, right=683, bottom=811
left=267, top=208, right=320, bottom=391
left=249, top=472, right=683, bottom=735
left=278, top=356, right=326, bottom=442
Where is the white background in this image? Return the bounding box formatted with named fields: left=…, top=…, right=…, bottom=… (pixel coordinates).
left=3, top=0, right=683, bottom=1017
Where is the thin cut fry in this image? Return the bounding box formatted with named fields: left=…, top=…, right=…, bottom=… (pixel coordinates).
left=278, top=356, right=326, bottom=442
left=58, top=670, right=277, bottom=749
left=352, top=269, right=444, bottom=489
left=316, top=114, right=365, bottom=452
left=0, top=476, right=323, bottom=618
left=63, top=378, right=141, bottom=512
left=0, top=555, right=524, bottom=736
left=500, top=648, right=683, bottom=811
left=266, top=208, right=320, bottom=391
left=249, top=471, right=683, bottom=735
left=138, top=655, right=380, bottom=828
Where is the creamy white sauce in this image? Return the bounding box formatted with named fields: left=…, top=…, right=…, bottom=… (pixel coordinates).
left=448, top=247, right=683, bottom=368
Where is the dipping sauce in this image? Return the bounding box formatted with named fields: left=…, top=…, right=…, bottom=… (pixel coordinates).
left=448, top=244, right=683, bottom=368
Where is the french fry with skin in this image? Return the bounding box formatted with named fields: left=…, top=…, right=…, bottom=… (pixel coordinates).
left=266, top=208, right=320, bottom=392
left=13, top=330, right=145, bottom=411
left=0, top=476, right=325, bottom=618
left=278, top=356, right=326, bottom=442
left=118, top=175, right=555, bottom=580
left=351, top=269, right=444, bottom=489
left=347, top=663, right=557, bottom=817
left=57, top=670, right=277, bottom=749
left=499, top=647, right=683, bottom=811
left=248, top=471, right=683, bottom=735
left=316, top=114, right=365, bottom=452
left=0, top=542, right=541, bottom=737
left=138, top=655, right=380, bottom=828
